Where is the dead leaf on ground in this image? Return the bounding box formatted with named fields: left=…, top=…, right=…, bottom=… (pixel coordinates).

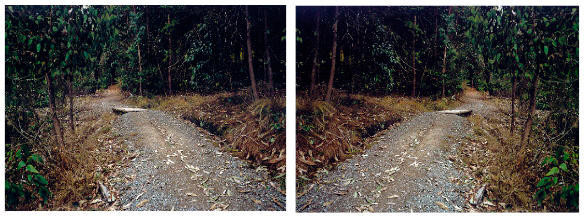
left=136, top=199, right=149, bottom=208
left=186, top=192, right=197, bottom=197
left=238, top=189, right=251, bottom=193
left=298, top=198, right=313, bottom=211
left=387, top=195, right=399, bottom=199
left=270, top=181, right=286, bottom=195
left=297, top=184, right=314, bottom=198
left=185, top=164, right=200, bottom=173
left=272, top=197, right=285, bottom=209
left=210, top=203, right=229, bottom=211
left=323, top=201, right=333, bottom=207
left=435, top=201, right=449, bottom=210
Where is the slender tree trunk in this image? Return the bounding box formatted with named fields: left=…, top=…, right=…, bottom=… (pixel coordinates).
left=167, top=13, right=172, bottom=95
left=441, top=7, right=452, bottom=99
left=157, top=63, right=165, bottom=95
left=245, top=6, right=259, bottom=100
left=309, top=10, right=321, bottom=97
left=67, top=73, right=75, bottom=132
left=434, top=8, right=438, bottom=60
left=133, top=6, right=143, bottom=96
left=146, top=7, right=150, bottom=61
left=518, top=11, right=540, bottom=165
left=411, top=15, right=417, bottom=97
left=483, top=55, right=492, bottom=94
left=441, top=46, right=447, bottom=98
left=45, top=70, right=65, bottom=147
left=47, top=7, right=65, bottom=147
left=264, top=10, right=274, bottom=95
left=325, top=6, right=340, bottom=102
left=510, top=69, right=517, bottom=135
left=138, top=44, right=143, bottom=96
left=519, top=72, right=539, bottom=163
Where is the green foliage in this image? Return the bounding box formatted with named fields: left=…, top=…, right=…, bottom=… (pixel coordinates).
left=297, top=115, right=314, bottom=132
left=534, top=146, right=579, bottom=210
left=5, top=144, right=51, bottom=208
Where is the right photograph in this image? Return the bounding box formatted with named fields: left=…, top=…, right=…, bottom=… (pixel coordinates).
left=296, top=6, right=579, bottom=212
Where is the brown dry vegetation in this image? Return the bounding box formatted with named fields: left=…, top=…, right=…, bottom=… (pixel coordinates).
left=457, top=95, right=577, bottom=211
left=296, top=88, right=461, bottom=188
left=50, top=106, right=126, bottom=210
left=5, top=94, right=127, bottom=210
left=123, top=90, right=286, bottom=182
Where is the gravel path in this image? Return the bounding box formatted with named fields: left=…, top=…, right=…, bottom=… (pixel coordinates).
left=89, top=88, right=285, bottom=211
left=297, top=89, right=493, bottom=212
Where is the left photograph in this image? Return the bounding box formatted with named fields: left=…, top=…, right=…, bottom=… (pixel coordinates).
left=5, top=5, right=286, bottom=211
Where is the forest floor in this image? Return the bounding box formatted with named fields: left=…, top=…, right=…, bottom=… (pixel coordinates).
left=297, top=88, right=506, bottom=212
left=75, top=85, right=285, bottom=211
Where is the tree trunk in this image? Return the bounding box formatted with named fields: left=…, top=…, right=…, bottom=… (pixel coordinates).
left=411, top=15, right=417, bottom=97
left=510, top=69, right=517, bottom=135
left=146, top=7, right=150, bottom=62
left=47, top=7, right=65, bottom=147
left=519, top=72, right=539, bottom=163
left=264, top=9, right=274, bottom=95
left=309, top=10, right=321, bottom=97
left=483, top=55, right=491, bottom=95
left=325, top=6, right=340, bottom=102
left=133, top=6, right=143, bottom=96
left=441, top=7, right=452, bottom=99
left=441, top=46, right=447, bottom=98
left=518, top=10, right=540, bottom=166
left=167, top=13, right=172, bottom=95
left=245, top=6, right=259, bottom=100
left=67, top=73, right=75, bottom=132
left=434, top=8, right=438, bottom=60
left=138, top=44, right=143, bottom=96
left=45, top=70, right=65, bottom=148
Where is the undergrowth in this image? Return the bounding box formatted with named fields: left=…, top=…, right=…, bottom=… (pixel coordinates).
left=5, top=95, right=125, bottom=210
left=295, top=88, right=461, bottom=190
left=459, top=96, right=578, bottom=212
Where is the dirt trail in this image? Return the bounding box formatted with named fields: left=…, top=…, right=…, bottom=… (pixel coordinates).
left=88, top=86, right=285, bottom=211
left=297, top=88, right=495, bottom=212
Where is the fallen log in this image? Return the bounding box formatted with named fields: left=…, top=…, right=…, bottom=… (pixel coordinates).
left=112, top=107, right=147, bottom=114
left=438, top=109, right=472, bottom=116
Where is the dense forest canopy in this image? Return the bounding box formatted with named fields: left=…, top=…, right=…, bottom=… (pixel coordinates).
left=6, top=5, right=285, bottom=98
left=6, top=4, right=285, bottom=146
left=297, top=6, right=578, bottom=100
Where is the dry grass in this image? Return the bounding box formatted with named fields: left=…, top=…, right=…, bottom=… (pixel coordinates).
left=46, top=106, right=126, bottom=210
left=5, top=95, right=126, bottom=210
left=458, top=97, right=545, bottom=211
left=364, top=94, right=462, bottom=116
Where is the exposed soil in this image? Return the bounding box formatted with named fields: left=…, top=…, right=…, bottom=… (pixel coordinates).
left=297, top=88, right=496, bottom=212
left=83, top=86, right=285, bottom=211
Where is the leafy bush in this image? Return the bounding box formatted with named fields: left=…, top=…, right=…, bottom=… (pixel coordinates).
left=534, top=146, right=579, bottom=210
left=5, top=144, right=51, bottom=208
